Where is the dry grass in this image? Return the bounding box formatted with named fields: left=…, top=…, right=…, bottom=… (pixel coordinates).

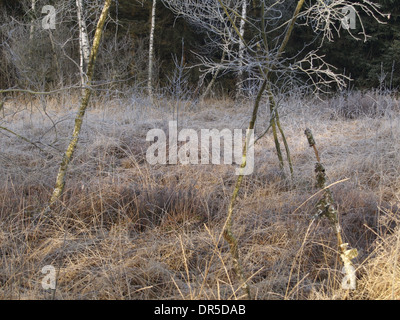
left=0, top=91, right=399, bottom=300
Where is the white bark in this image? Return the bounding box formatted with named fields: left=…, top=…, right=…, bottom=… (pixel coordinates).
left=236, top=0, right=247, bottom=100
left=76, top=0, right=90, bottom=89
left=29, top=0, right=36, bottom=41
left=148, top=0, right=157, bottom=98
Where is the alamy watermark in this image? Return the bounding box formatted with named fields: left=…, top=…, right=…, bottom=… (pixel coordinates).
left=41, top=265, right=56, bottom=290
left=342, top=265, right=357, bottom=290
left=146, top=121, right=254, bottom=175
left=42, top=5, right=56, bottom=30
left=341, top=5, right=356, bottom=30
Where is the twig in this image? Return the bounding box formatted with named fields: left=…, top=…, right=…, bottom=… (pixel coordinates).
left=0, top=125, right=45, bottom=152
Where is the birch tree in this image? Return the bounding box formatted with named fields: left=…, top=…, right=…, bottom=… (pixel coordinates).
left=42, top=0, right=113, bottom=216
left=148, top=0, right=157, bottom=98
left=76, top=0, right=91, bottom=92
left=235, top=0, right=247, bottom=101
left=29, top=0, right=36, bottom=41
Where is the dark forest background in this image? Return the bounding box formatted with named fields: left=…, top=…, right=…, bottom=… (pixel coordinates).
left=0, top=0, right=399, bottom=96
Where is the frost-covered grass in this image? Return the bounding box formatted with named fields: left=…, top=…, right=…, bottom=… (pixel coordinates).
left=1, top=91, right=399, bottom=299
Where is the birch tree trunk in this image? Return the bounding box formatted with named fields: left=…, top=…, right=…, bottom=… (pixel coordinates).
left=147, top=0, right=156, bottom=99
left=29, top=0, right=36, bottom=41
left=76, top=0, right=91, bottom=92
left=235, top=0, right=247, bottom=101
left=44, top=0, right=112, bottom=215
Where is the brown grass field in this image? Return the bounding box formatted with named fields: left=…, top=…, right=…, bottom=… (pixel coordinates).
left=1, top=91, right=399, bottom=300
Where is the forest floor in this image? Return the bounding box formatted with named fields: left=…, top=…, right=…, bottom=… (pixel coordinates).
left=1, top=91, right=400, bottom=300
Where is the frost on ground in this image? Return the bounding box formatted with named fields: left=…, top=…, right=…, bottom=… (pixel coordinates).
left=0, top=92, right=399, bottom=300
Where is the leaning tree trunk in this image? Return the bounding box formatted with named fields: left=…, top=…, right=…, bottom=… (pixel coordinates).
left=147, top=0, right=157, bottom=99
left=216, top=0, right=305, bottom=299
left=44, top=0, right=112, bottom=215
left=223, top=79, right=268, bottom=300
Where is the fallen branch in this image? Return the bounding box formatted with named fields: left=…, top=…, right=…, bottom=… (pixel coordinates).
left=305, top=128, right=358, bottom=291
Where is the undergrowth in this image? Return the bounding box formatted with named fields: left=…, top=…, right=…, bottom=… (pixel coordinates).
left=0, top=91, right=399, bottom=299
